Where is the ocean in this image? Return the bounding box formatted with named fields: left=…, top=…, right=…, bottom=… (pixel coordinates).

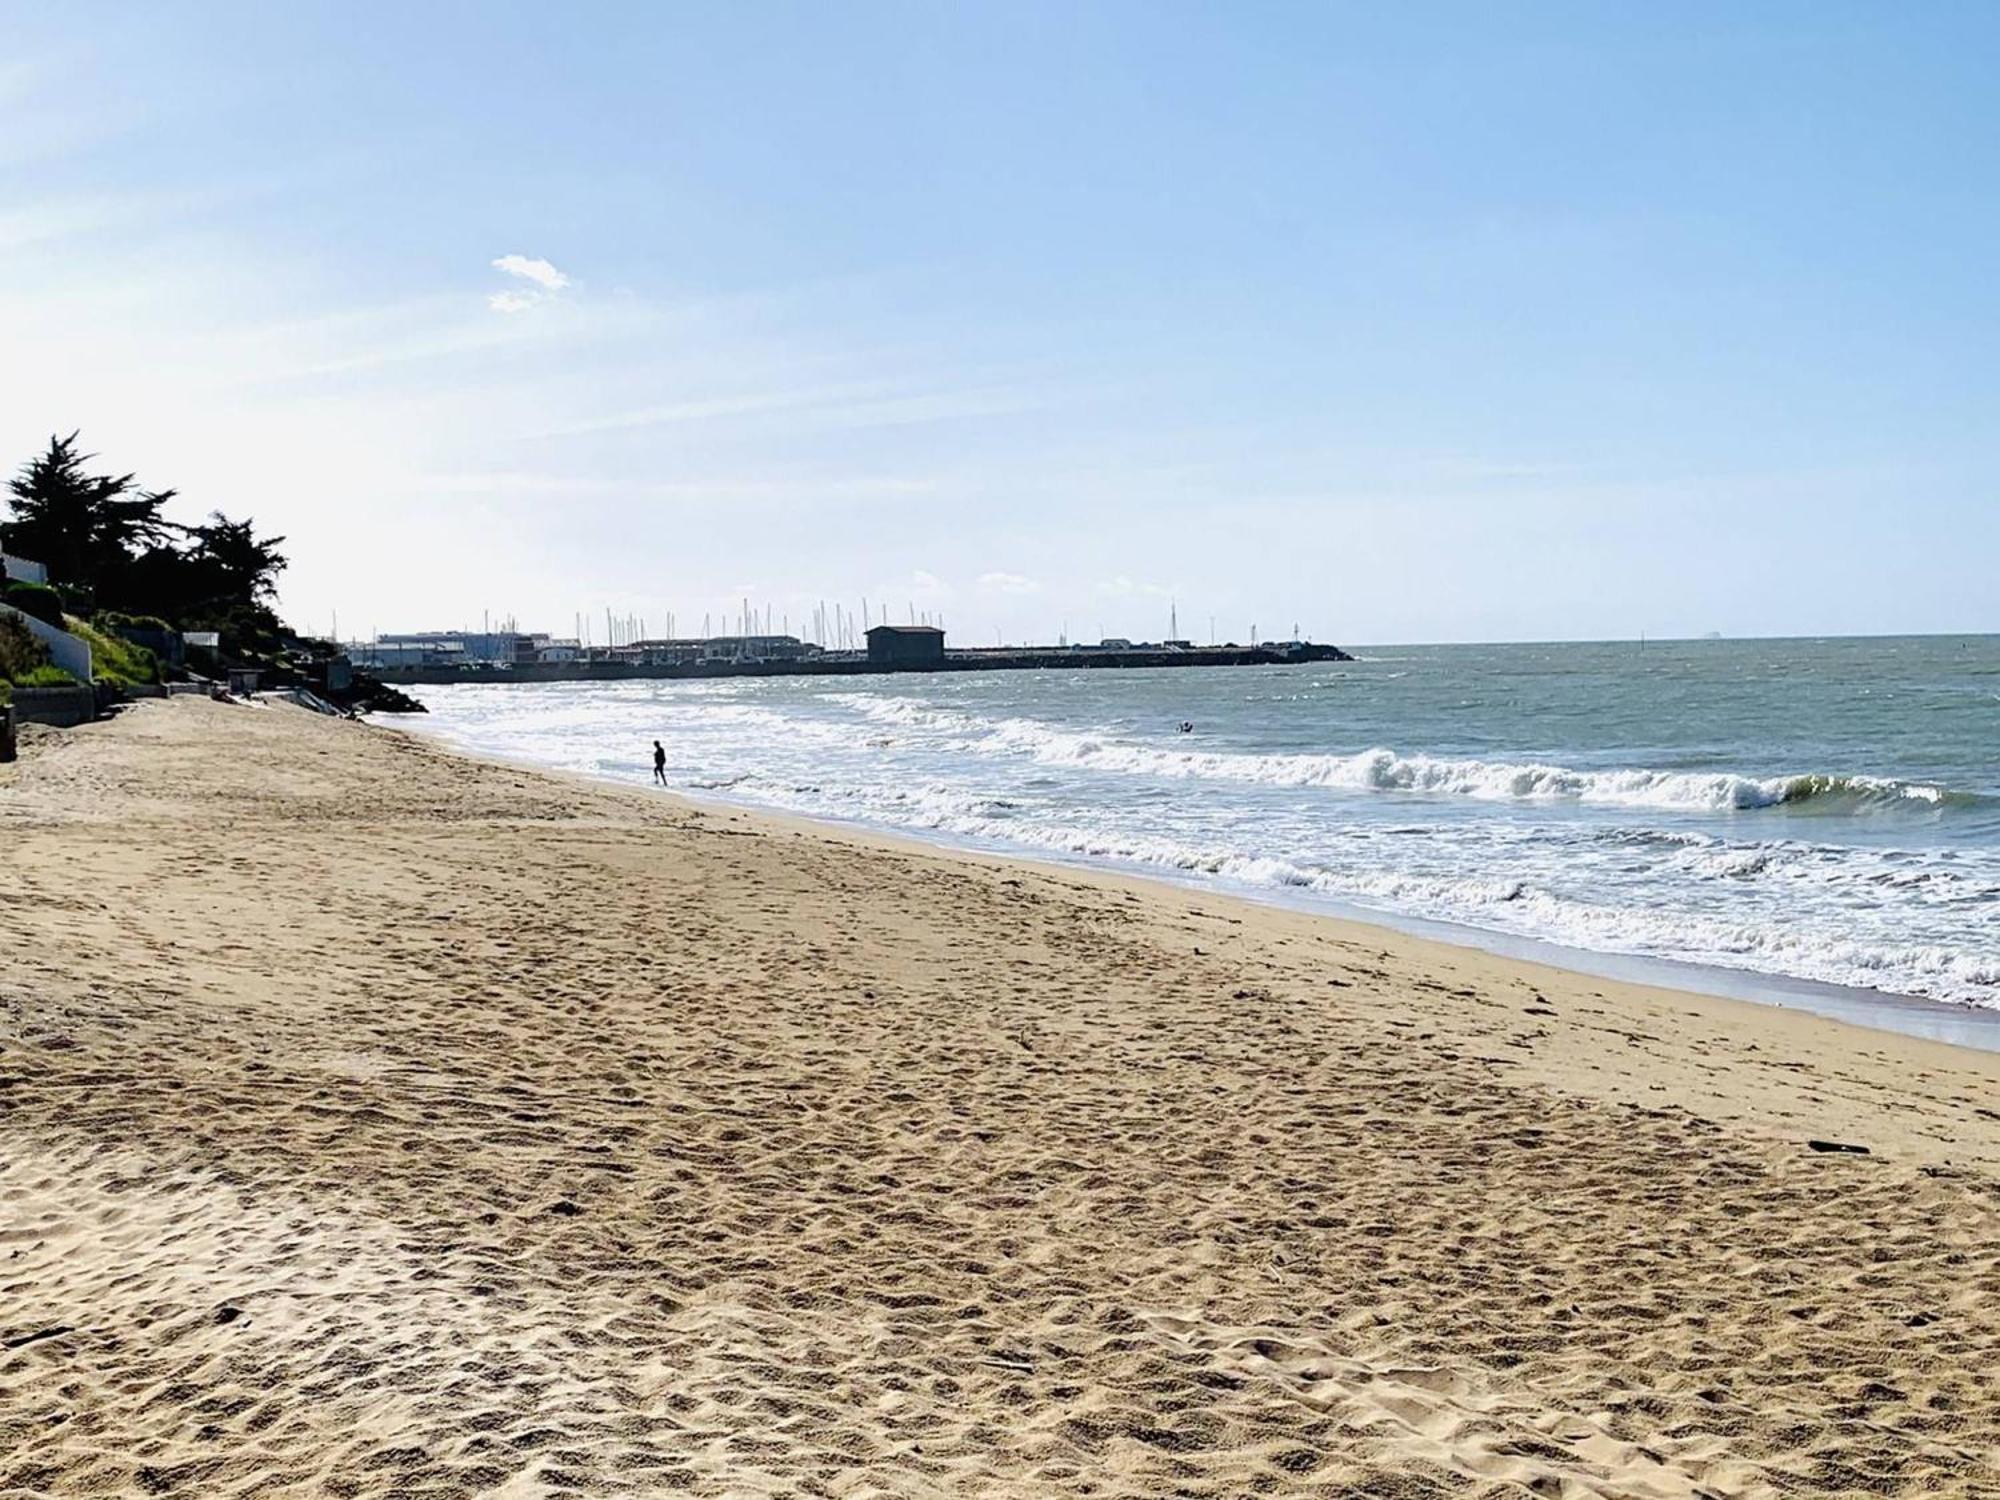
left=406, top=635, right=2000, bottom=1016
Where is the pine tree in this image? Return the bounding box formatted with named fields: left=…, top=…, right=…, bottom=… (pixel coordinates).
left=2, top=433, right=174, bottom=603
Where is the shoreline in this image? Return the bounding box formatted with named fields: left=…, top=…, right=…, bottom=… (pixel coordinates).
left=6, top=698, right=1998, bottom=1497
left=400, top=712, right=2000, bottom=1056
left=1262, top=889, right=2000, bottom=1054
left=382, top=710, right=2000, bottom=1164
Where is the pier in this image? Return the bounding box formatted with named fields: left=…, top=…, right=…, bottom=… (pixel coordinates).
left=362, top=629, right=1352, bottom=686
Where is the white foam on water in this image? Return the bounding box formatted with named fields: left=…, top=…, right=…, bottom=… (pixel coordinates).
left=408, top=679, right=2000, bottom=1011
left=826, top=696, right=1953, bottom=814
left=728, top=773, right=2000, bottom=1007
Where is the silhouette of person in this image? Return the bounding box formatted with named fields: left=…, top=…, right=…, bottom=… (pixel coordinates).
left=652, top=740, right=667, bottom=785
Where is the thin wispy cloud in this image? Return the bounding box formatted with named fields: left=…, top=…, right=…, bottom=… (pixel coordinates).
left=531, top=379, right=1039, bottom=439
left=412, top=471, right=942, bottom=505
left=219, top=292, right=548, bottom=384
left=0, top=183, right=256, bottom=256
left=530, top=382, right=887, bottom=439
left=813, top=386, right=1036, bottom=432
left=1095, top=575, right=1174, bottom=600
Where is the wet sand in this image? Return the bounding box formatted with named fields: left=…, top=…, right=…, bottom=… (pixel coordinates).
left=2, top=698, right=1997, bottom=1497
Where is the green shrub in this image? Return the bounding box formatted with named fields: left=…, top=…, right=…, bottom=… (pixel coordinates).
left=98, top=610, right=174, bottom=634
left=0, top=612, right=59, bottom=708
left=3, top=579, right=66, bottom=627
left=0, top=610, right=51, bottom=679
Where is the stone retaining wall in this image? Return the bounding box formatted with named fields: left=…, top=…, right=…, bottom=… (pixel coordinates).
left=9, top=684, right=97, bottom=727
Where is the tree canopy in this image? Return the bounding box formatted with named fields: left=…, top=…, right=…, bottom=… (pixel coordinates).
left=2, top=433, right=174, bottom=602
left=3, top=432, right=287, bottom=646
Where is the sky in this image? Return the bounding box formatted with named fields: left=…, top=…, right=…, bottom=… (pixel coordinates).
left=2, top=2, right=1996, bottom=646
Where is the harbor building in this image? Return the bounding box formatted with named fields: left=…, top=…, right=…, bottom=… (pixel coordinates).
left=615, top=635, right=823, bottom=667
left=354, top=631, right=547, bottom=669
left=866, top=624, right=946, bottom=667
left=355, top=631, right=828, bottom=671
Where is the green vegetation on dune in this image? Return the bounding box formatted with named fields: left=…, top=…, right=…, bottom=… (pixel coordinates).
left=65, top=615, right=159, bottom=689
left=96, top=610, right=173, bottom=635
left=13, top=664, right=77, bottom=689
left=0, top=610, right=148, bottom=706
left=0, top=610, right=71, bottom=706
left=2, top=578, right=65, bottom=627
left=0, top=613, right=43, bottom=678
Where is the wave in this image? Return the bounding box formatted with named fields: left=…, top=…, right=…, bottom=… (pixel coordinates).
left=408, top=683, right=2000, bottom=1008
left=730, top=773, right=1999, bottom=1007
left=827, top=698, right=1959, bottom=816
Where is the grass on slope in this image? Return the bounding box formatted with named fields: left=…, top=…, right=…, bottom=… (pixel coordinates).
left=66, top=616, right=161, bottom=689
left=0, top=611, right=75, bottom=705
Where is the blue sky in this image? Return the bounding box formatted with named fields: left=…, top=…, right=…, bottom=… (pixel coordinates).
left=2, top=2, right=1995, bottom=644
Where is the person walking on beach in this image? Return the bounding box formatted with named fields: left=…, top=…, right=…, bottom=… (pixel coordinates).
left=652, top=740, right=667, bottom=785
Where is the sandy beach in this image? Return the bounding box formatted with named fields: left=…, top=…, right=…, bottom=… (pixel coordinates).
left=2, top=697, right=1997, bottom=1498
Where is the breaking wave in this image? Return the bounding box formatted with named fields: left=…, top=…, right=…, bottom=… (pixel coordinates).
left=733, top=774, right=2000, bottom=1006
left=410, top=671, right=2000, bottom=1012
left=831, top=698, right=1959, bottom=816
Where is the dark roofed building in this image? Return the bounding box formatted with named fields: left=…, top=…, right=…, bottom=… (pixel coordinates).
left=866, top=624, right=945, bottom=668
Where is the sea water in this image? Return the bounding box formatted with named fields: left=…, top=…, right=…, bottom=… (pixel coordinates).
left=407, top=636, right=2000, bottom=1013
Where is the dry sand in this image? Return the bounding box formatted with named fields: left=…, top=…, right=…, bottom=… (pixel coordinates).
left=2, top=697, right=1998, bottom=1498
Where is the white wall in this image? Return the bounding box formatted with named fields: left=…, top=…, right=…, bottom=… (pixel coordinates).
left=1, top=553, right=49, bottom=585
left=0, top=602, right=93, bottom=683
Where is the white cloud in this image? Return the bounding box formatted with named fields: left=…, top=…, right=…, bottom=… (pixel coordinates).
left=977, top=570, right=1039, bottom=595
left=492, top=254, right=569, bottom=291
left=487, top=255, right=571, bottom=313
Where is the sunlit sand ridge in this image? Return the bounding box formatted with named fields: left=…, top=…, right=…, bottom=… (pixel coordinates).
left=2, top=699, right=1997, bottom=1497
